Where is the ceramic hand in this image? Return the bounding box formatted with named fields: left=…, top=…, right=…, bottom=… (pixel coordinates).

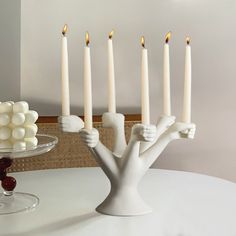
left=168, top=122, right=196, bottom=140
left=58, top=115, right=84, bottom=133
left=131, top=124, right=157, bottom=142
left=79, top=128, right=99, bottom=148
left=140, top=115, right=176, bottom=153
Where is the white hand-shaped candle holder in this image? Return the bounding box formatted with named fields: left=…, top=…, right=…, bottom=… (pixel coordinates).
left=59, top=113, right=196, bottom=216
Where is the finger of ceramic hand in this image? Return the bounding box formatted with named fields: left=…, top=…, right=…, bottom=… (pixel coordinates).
left=188, top=128, right=195, bottom=135
left=79, top=133, right=90, bottom=140
left=143, top=129, right=156, bottom=135
left=137, top=124, right=146, bottom=132
left=59, top=123, right=68, bottom=127
left=140, top=130, right=145, bottom=136
left=142, top=125, right=153, bottom=131
left=80, top=133, right=95, bottom=140
left=142, top=132, right=154, bottom=139
left=61, top=125, right=71, bottom=130
left=79, top=129, right=91, bottom=135
left=191, top=127, right=196, bottom=132
left=83, top=137, right=97, bottom=142
left=146, top=133, right=156, bottom=139
left=87, top=140, right=98, bottom=147
left=188, top=134, right=195, bottom=139
left=145, top=129, right=157, bottom=136
left=61, top=126, right=71, bottom=132
left=188, top=130, right=195, bottom=138
left=81, top=140, right=94, bottom=146
left=85, top=140, right=97, bottom=145
left=143, top=137, right=155, bottom=142
left=91, top=129, right=98, bottom=134
left=146, top=138, right=155, bottom=142
left=147, top=134, right=156, bottom=139
left=87, top=144, right=96, bottom=148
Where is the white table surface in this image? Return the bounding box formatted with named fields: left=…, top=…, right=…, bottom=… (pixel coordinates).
left=0, top=167, right=236, bottom=236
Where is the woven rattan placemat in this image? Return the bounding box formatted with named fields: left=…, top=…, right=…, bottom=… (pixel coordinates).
left=9, top=121, right=138, bottom=172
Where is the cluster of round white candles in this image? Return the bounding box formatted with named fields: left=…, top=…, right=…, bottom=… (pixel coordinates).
left=0, top=101, right=38, bottom=151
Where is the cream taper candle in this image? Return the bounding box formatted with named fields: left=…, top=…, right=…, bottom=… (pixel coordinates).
left=163, top=32, right=171, bottom=116
left=84, top=32, right=93, bottom=130
left=141, top=36, right=150, bottom=125
left=108, top=30, right=116, bottom=113
left=182, top=37, right=192, bottom=123
left=61, top=24, right=70, bottom=116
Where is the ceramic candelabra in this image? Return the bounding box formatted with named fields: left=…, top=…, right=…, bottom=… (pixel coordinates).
left=58, top=113, right=196, bottom=216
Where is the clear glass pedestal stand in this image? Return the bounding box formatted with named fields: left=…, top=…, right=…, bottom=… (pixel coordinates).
left=0, top=134, right=58, bottom=215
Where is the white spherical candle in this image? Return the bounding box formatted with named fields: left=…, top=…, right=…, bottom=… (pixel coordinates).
left=0, top=127, right=11, bottom=140
left=0, top=114, right=10, bottom=126
left=24, top=111, right=38, bottom=124
left=0, top=102, right=13, bottom=113
left=0, top=141, right=12, bottom=149
left=12, top=127, right=25, bottom=140
left=13, top=141, right=26, bottom=151
left=25, top=137, right=38, bottom=149
left=25, top=124, right=38, bottom=138
left=13, top=101, right=29, bottom=113
left=12, top=113, right=25, bottom=126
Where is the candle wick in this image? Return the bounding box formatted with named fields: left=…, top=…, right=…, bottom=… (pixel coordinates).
left=165, top=31, right=171, bottom=44
left=141, top=36, right=145, bottom=48
left=62, top=24, right=68, bottom=36
left=186, top=36, right=191, bottom=45
left=109, top=30, right=114, bottom=39
left=86, top=32, right=90, bottom=46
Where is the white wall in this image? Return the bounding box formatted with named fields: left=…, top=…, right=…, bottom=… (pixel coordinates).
left=0, top=0, right=21, bottom=101
left=21, top=0, right=236, bottom=181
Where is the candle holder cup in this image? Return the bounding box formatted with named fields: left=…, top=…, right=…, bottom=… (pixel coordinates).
left=59, top=113, right=196, bottom=216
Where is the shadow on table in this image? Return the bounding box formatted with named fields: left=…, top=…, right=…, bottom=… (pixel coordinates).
left=3, top=211, right=102, bottom=236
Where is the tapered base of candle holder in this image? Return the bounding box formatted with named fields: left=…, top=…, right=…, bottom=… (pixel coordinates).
left=96, top=185, right=152, bottom=216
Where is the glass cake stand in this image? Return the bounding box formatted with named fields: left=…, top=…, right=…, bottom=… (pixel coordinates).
left=0, top=134, right=58, bottom=215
